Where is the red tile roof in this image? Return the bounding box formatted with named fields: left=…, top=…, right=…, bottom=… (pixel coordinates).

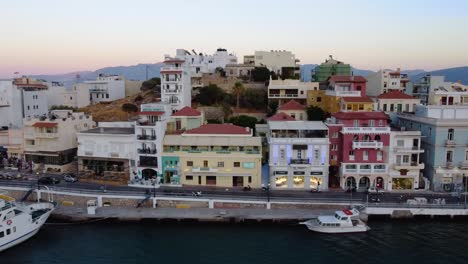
left=14, top=83, right=47, bottom=89
left=172, top=106, right=201, bottom=117
left=332, top=111, right=388, bottom=120
left=341, top=96, right=373, bottom=103
left=268, top=112, right=295, bottom=121
left=278, top=100, right=306, bottom=111
left=159, top=70, right=182, bottom=74
left=329, top=75, right=367, bottom=83
left=32, top=122, right=57, bottom=128
left=138, top=111, right=165, bottom=116
left=184, top=124, right=251, bottom=135
left=377, top=90, right=415, bottom=99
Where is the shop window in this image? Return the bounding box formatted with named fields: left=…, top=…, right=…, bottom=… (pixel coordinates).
left=186, top=161, right=193, bottom=166
left=234, top=162, right=240, bottom=167
left=186, top=175, right=193, bottom=181
left=275, top=176, right=288, bottom=188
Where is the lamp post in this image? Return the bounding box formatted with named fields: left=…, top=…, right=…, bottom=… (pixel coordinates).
left=266, top=183, right=271, bottom=203
left=464, top=176, right=467, bottom=209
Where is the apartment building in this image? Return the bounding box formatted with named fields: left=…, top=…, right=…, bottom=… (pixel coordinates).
left=245, top=50, right=299, bottom=75
left=268, top=79, right=319, bottom=106
left=83, top=74, right=141, bottom=105
left=23, top=110, right=95, bottom=173
left=366, top=69, right=410, bottom=97
left=324, top=75, right=367, bottom=113
left=277, top=100, right=307, bottom=121
left=162, top=124, right=262, bottom=188
left=312, top=55, right=352, bottom=83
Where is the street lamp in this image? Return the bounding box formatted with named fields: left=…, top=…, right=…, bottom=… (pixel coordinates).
left=267, top=183, right=271, bottom=203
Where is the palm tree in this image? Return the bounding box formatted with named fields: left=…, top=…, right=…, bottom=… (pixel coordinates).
left=232, top=81, right=246, bottom=109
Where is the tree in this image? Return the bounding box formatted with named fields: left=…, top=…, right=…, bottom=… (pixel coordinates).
left=141, top=77, right=161, bottom=91
left=195, top=84, right=226, bottom=106
left=122, top=103, right=138, bottom=113
left=232, top=81, right=246, bottom=108
left=243, top=89, right=267, bottom=110
left=228, top=115, right=258, bottom=130
left=306, top=106, right=327, bottom=121
left=267, top=101, right=278, bottom=117
left=251, top=67, right=271, bottom=82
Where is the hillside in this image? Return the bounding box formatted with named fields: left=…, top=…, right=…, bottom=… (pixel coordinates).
left=410, top=66, right=468, bottom=84
left=78, top=90, right=160, bottom=122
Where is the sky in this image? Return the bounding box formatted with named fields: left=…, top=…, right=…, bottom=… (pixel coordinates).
left=1, top=0, right=468, bottom=78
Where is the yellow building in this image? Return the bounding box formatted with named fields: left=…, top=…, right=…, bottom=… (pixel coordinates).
left=339, top=96, right=374, bottom=112
left=306, top=90, right=325, bottom=108
left=162, top=124, right=262, bottom=188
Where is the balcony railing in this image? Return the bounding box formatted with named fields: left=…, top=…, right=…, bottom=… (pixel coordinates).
left=352, top=141, right=383, bottom=149
left=138, top=161, right=158, bottom=168
left=161, top=66, right=182, bottom=72
left=290, top=159, right=309, bottom=165
left=342, top=165, right=388, bottom=174
left=446, top=139, right=456, bottom=146
left=137, top=135, right=156, bottom=140
left=137, top=149, right=157, bottom=154
left=394, top=162, right=425, bottom=170
left=268, top=94, right=299, bottom=98
left=446, top=161, right=454, bottom=169
left=394, top=146, right=424, bottom=153
left=325, top=90, right=361, bottom=97
left=342, top=127, right=391, bottom=134
left=192, top=167, right=218, bottom=173
left=35, top=132, right=59, bottom=138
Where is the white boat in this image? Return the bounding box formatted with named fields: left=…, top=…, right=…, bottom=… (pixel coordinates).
left=300, top=208, right=370, bottom=233
left=0, top=196, right=56, bottom=252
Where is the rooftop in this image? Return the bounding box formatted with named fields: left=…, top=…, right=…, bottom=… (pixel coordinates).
left=81, top=127, right=135, bottom=135
left=332, top=111, right=388, bottom=120
left=378, top=90, right=415, bottom=99
left=278, top=100, right=306, bottom=111
left=32, top=122, right=57, bottom=128
left=172, top=106, right=201, bottom=117
left=268, top=112, right=295, bottom=121
left=268, top=121, right=328, bottom=130
left=184, top=124, right=251, bottom=135
left=164, top=135, right=261, bottom=146
left=342, top=96, right=373, bottom=103
left=329, top=75, right=367, bottom=83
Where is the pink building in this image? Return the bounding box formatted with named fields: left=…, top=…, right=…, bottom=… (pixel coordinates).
left=327, top=111, right=391, bottom=190
left=326, top=76, right=367, bottom=98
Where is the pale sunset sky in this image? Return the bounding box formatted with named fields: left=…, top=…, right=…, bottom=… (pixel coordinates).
left=1, top=0, right=467, bottom=78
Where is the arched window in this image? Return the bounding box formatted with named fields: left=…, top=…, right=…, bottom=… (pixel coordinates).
left=353, top=135, right=359, bottom=141
left=375, top=135, right=381, bottom=141
left=363, top=134, right=371, bottom=141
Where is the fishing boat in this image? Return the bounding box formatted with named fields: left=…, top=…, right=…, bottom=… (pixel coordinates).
left=300, top=208, right=369, bottom=233
left=0, top=195, right=56, bottom=252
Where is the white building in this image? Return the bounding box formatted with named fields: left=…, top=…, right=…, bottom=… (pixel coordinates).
left=134, top=103, right=172, bottom=181
left=268, top=79, right=319, bottom=105
left=23, top=110, right=95, bottom=173
left=0, top=78, right=49, bottom=128
left=267, top=119, right=329, bottom=190
left=387, top=129, right=425, bottom=191
left=174, top=48, right=237, bottom=75
left=160, top=57, right=192, bottom=112
left=247, top=50, right=299, bottom=75
left=82, top=74, right=141, bottom=105
left=366, top=69, right=410, bottom=97
left=77, top=122, right=136, bottom=184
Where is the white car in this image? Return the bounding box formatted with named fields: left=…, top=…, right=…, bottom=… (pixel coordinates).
left=367, top=187, right=384, bottom=194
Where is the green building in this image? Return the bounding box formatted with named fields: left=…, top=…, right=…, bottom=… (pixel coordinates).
left=312, top=55, right=352, bottom=83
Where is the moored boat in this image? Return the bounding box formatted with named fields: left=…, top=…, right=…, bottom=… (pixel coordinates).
left=300, top=208, right=369, bottom=233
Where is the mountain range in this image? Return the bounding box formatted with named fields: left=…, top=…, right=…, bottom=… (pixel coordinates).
left=31, top=63, right=468, bottom=88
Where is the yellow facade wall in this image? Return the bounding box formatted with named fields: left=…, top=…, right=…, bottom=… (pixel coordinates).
left=306, top=90, right=325, bottom=108
left=342, top=102, right=374, bottom=112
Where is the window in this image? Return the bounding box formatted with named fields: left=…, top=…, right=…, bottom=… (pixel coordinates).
left=465, top=150, right=468, bottom=161
left=397, top=140, right=404, bottom=147
left=203, top=160, right=208, bottom=167
left=378, top=120, right=383, bottom=126
left=358, top=104, right=364, bottom=111
left=331, top=144, right=338, bottom=151
left=363, top=151, right=369, bottom=161
left=6, top=229, right=11, bottom=235
left=217, top=162, right=224, bottom=167
left=279, top=149, right=285, bottom=160
left=448, top=129, right=454, bottom=140
left=347, top=104, right=352, bottom=111
left=317, top=97, right=322, bottom=102
left=446, top=151, right=453, bottom=162
left=403, top=155, right=410, bottom=163
left=106, top=94, right=109, bottom=99
left=377, top=151, right=383, bottom=161
left=357, top=85, right=362, bottom=91
left=186, top=175, right=193, bottom=181
left=349, top=150, right=355, bottom=161
left=243, top=162, right=255, bottom=169
left=368, top=120, right=374, bottom=126
left=383, top=104, right=387, bottom=111
left=429, top=127, right=432, bottom=136
left=186, top=161, right=193, bottom=166
left=390, top=104, right=394, bottom=112
left=405, top=104, right=410, bottom=112
left=314, top=149, right=320, bottom=161
left=206, top=176, right=217, bottom=185
left=353, top=120, right=359, bottom=127
left=248, top=176, right=252, bottom=183
left=27, top=106, right=30, bottom=110
left=331, top=155, right=337, bottom=161
left=332, top=132, right=338, bottom=138
left=0, top=231, right=3, bottom=238
left=234, top=162, right=240, bottom=167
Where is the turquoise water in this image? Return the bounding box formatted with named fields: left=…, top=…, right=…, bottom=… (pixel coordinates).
left=2, top=221, right=468, bottom=264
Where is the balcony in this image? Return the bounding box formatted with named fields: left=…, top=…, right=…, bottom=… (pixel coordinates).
left=394, top=146, right=424, bottom=153
left=325, top=90, right=361, bottom=97
left=342, top=127, right=391, bottom=134
left=89, top=88, right=108, bottom=92
left=137, top=135, right=156, bottom=140
left=290, top=159, right=309, bottom=165
left=137, top=148, right=157, bottom=155
left=268, top=94, right=299, bottom=98
left=394, top=162, right=425, bottom=170
left=164, top=89, right=181, bottom=94
left=446, top=139, right=456, bottom=147
left=164, top=78, right=181, bottom=83
left=446, top=161, right=454, bottom=169
left=192, top=167, right=218, bottom=173
left=352, top=141, right=383, bottom=149
left=161, top=66, right=182, bottom=72
left=35, top=132, right=59, bottom=138
left=138, top=161, right=158, bottom=168
left=137, top=121, right=156, bottom=127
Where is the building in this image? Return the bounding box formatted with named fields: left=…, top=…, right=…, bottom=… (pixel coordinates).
left=366, top=69, right=410, bottom=97
left=427, top=81, right=468, bottom=106
left=245, top=50, right=299, bottom=75
left=174, top=48, right=238, bottom=75
left=0, top=78, right=49, bottom=128
left=268, top=79, right=319, bottom=106
left=312, top=55, right=352, bottom=83
left=267, top=120, right=329, bottom=190
left=377, top=91, right=420, bottom=113
left=326, top=112, right=390, bottom=190
left=225, top=64, right=255, bottom=78
left=277, top=100, right=307, bottom=121
left=160, top=57, right=192, bottom=112
left=77, top=123, right=136, bottom=185
left=323, top=75, right=367, bottom=113
left=162, top=124, right=262, bottom=188
left=387, top=129, right=425, bottom=191
left=83, top=74, right=141, bottom=105
left=167, top=106, right=204, bottom=134
left=412, top=75, right=454, bottom=105
left=23, top=110, right=95, bottom=173
left=0, top=128, right=24, bottom=160
left=340, top=96, right=374, bottom=112
left=397, top=105, right=468, bottom=192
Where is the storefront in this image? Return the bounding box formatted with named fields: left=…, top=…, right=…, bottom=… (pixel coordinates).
left=391, top=178, right=414, bottom=190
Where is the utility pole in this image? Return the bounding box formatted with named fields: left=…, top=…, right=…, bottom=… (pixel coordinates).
left=465, top=176, right=467, bottom=209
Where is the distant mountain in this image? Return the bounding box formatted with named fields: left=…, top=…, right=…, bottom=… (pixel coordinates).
left=31, top=63, right=163, bottom=88
left=352, top=68, right=374, bottom=77
left=410, top=66, right=468, bottom=84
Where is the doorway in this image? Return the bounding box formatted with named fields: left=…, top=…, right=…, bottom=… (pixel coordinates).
left=232, top=176, right=244, bottom=187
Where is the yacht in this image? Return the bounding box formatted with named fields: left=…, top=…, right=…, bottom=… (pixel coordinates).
left=0, top=196, right=56, bottom=252
left=300, top=208, right=370, bottom=233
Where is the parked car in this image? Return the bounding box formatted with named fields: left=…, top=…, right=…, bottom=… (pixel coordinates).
left=63, top=174, right=77, bottom=183
left=38, top=176, right=60, bottom=185
left=366, top=186, right=384, bottom=194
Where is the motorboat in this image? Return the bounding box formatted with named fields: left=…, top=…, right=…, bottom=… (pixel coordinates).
left=300, top=208, right=369, bottom=233
left=0, top=195, right=56, bottom=252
